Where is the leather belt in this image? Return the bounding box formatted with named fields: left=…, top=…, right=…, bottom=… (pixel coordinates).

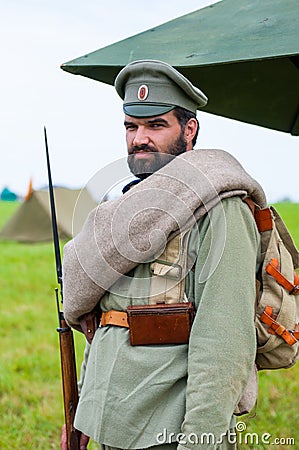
left=100, top=310, right=129, bottom=328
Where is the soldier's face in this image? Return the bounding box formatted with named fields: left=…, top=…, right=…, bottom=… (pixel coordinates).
left=124, top=111, right=187, bottom=178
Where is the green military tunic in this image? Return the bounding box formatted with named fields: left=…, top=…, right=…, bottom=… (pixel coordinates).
left=74, top=197, right=260, bottom=449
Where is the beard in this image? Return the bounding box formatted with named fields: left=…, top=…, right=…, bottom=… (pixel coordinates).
left=127, top=131, right=188, bottom=178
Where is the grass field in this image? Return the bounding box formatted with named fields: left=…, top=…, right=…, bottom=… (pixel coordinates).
left=0, top=200, right=299, bottom=449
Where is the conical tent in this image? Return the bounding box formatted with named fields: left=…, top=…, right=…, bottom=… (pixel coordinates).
left=61, top=0, right=299, bottom=135
left=0, top=187, right=97, bottom=243
left=0, top=187, right=18, bottom=201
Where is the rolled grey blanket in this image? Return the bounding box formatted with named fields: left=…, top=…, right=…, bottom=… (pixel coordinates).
left=63, top=149, right=267, bottom=327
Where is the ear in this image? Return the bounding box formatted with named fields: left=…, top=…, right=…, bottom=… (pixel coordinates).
left=184, top=118, right=198, bottom=150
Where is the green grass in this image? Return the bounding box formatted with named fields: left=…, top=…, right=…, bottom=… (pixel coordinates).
left=0, top=200, right=298, bottom=449
left=272, top=202, right=299, bottom=245
left=0, top=200, right=19, bottom=228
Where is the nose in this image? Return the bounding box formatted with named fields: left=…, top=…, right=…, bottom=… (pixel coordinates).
left=132, top=126, right=150, bottom=147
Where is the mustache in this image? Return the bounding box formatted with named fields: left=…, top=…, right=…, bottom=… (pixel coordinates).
left=128, top=145, right=158, bottom=155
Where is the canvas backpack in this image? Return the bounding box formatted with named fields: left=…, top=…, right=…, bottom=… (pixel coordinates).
left=149, top=198, right=299, bottom=371
left=246, top=201, right=299, bottom=370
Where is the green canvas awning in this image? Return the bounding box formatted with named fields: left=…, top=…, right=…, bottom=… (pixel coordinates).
left=61, top=0, right=299, bottom=135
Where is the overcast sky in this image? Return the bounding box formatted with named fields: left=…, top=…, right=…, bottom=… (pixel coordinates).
left=1, top=0, right=298, bottom=203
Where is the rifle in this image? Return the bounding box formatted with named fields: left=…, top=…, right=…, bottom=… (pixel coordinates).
left=44, top=127, right=81, bottom=450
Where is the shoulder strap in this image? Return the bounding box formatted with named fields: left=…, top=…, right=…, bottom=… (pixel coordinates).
left=149, top=228, right=193, bottom=305
left=243, top=197, right=273, bottom=232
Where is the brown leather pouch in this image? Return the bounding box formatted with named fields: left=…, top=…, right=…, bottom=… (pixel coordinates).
left=126, top=302, right=195, bottom=346
left=79, top=309, right=99, bottom=344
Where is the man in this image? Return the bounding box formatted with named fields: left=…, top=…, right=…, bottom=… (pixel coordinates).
left=62, top=60, right=265, bottom=449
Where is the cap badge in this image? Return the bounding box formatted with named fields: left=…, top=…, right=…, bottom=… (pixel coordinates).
left=137, top=84, right=149, bottom=101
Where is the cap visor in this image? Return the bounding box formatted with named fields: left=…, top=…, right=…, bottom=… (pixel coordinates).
left=123, top=104, right=175, bottom=118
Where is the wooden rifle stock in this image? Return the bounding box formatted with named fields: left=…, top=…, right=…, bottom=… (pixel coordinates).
left=57, top=306, right=81, bottom=449
left=44, top=127, right=81, bottom=449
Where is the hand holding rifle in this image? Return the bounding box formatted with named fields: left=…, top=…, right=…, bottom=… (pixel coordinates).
left=60, top=424, right=89, bottom=450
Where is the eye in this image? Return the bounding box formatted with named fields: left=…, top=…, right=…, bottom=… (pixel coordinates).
left=150, top=122, right=165, bottom=129
left=148, top=119, right=168, bottom=129
left=125, top=123, right=137, bottom=131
